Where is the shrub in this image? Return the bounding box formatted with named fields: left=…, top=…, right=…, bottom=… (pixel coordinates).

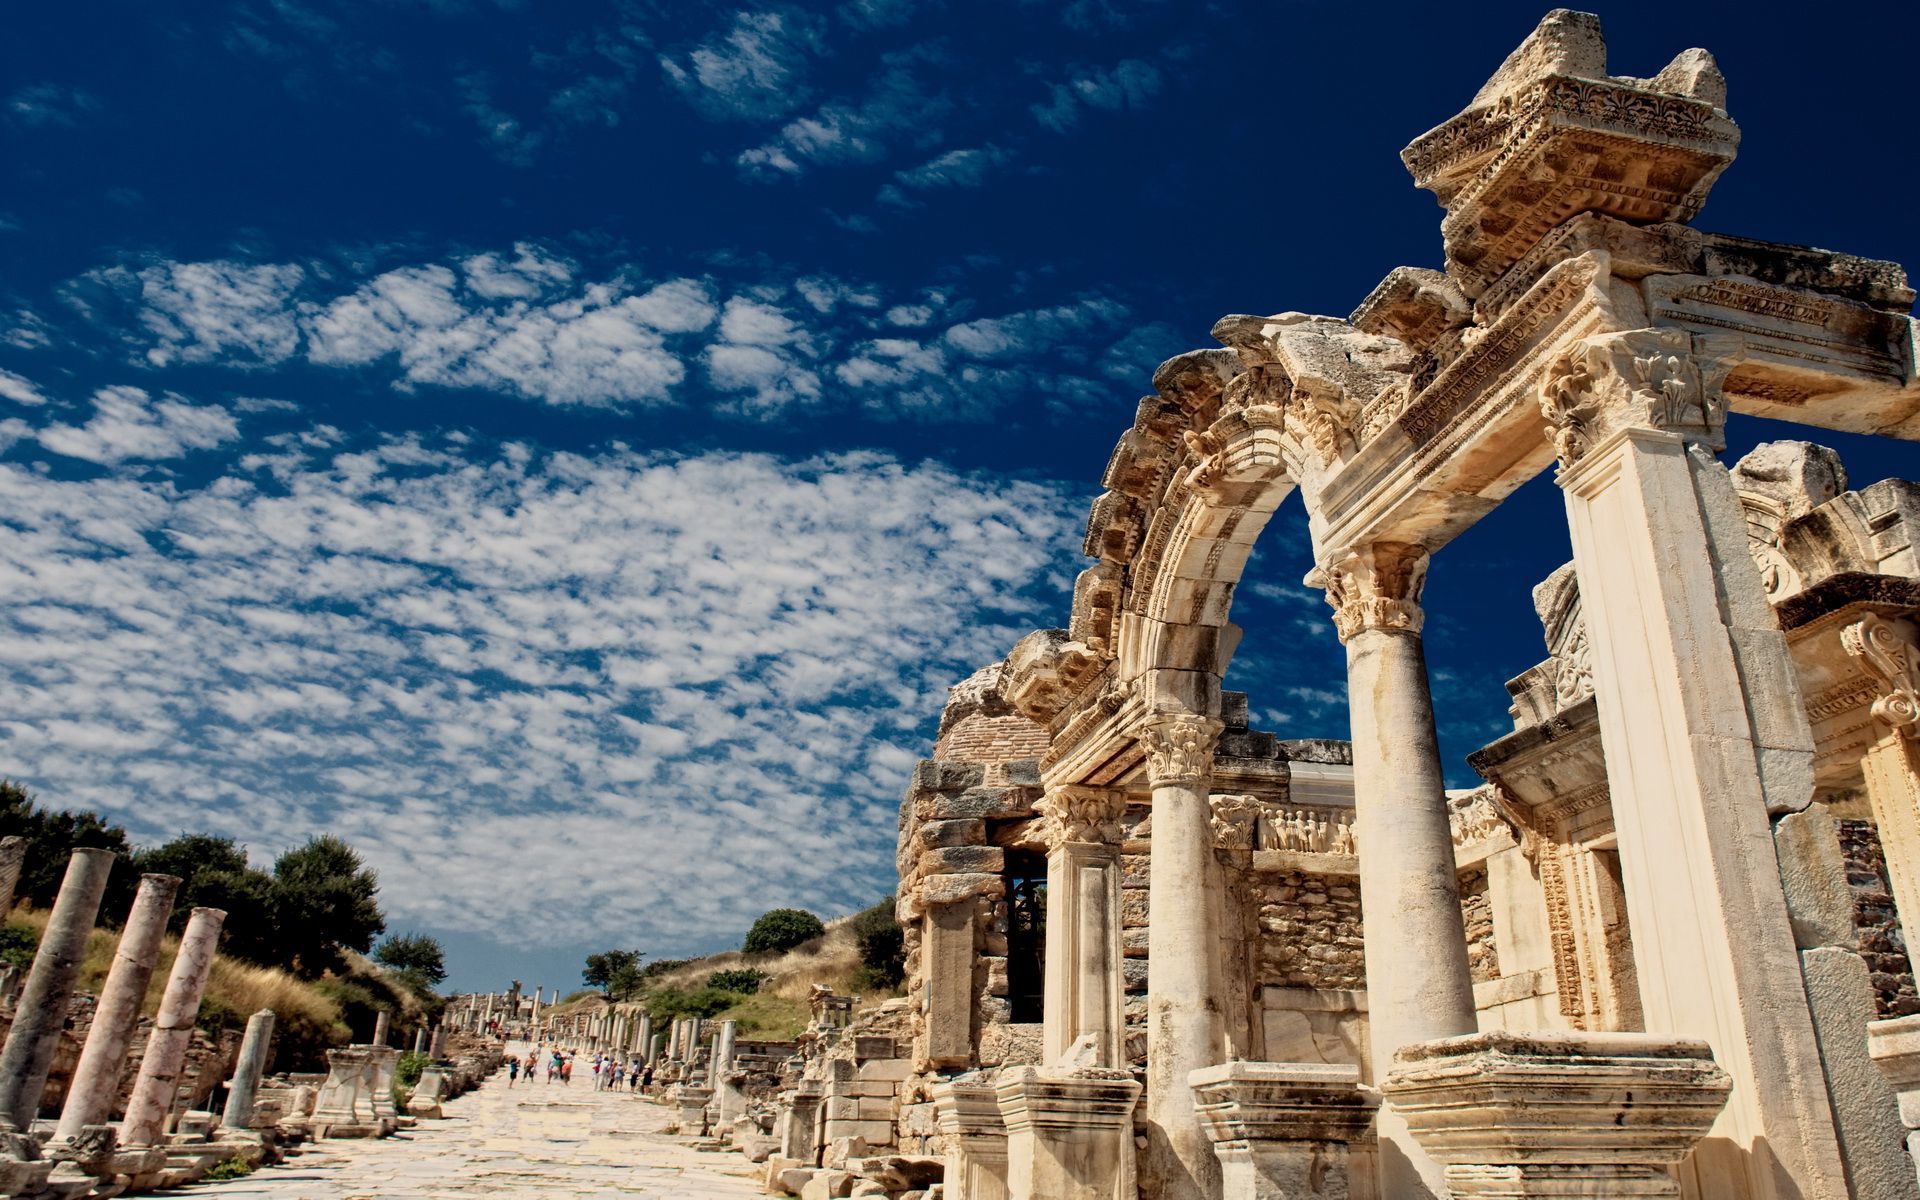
left=849, top=896, right=905, bottom=992
left=0, top=922, right=36, bottom=971
left=202, top=1157, right=255, bottom=1182
left=395, top=1050, right=429, bottom=1089
left=645, top=986, right=738, bottom=1021
left=742, top=908, right=825, bottom=955
left=706, top=968, right=767, bottom=994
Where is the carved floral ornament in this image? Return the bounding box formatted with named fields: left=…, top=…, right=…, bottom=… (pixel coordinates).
left=1206, top=793, right=1263, bottom=850
left=1034, top=785, right=1128, bottom=846
left=1138, top=715, right=1222, bottom=790
left=1539, top=329, right=1723, bottom=466
left=1842, top=614, right=1920, bottom=737
left=1318, top=541, right=1430, bottom=644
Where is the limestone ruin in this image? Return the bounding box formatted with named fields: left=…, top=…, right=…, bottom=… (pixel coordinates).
left=726, top=10, right=1920, bottom=1200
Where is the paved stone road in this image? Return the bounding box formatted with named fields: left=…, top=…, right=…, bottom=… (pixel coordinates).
left=172, top=1055, right=764, bottom=1199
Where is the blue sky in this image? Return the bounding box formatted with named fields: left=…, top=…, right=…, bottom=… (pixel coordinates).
left=1, top=1, right=1915, bottom=993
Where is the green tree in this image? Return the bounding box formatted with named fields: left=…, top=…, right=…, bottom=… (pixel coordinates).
left=582, top=948, right=646, bottom=1000
left=134, top=834, right=278, bottom=965
left=849, top=895, right=905, bottom=991
left=743, top=908, right=825, bottom=955
left=374, top=933, right=448, bottom=985
left=0, top=780, right=135, bottom=915
left=269, top=835, right=385, bottom=977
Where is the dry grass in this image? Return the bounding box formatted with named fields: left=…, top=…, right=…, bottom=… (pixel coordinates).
left=645, top=912, right=869, bottom=1001
left=6, top=907, right=410, bottom=1040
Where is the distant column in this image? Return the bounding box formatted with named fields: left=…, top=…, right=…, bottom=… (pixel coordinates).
left=120, top=907, right=226, bottom=1146
left=220, top=1009, right=276, bottom=1131
left=636, top=1013, right=653, bottom=1061
left=372, top=1010, right=390, bottom=1048
left=55, top=872, right=182, bottom=1140
left=0, top=837, right=28, bottom=916
left=412, top=1027, right=427, bottom=1055
left=0, top=847, right=115, bottom=1129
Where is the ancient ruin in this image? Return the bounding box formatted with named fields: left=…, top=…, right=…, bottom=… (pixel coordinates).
left=0, top=9, right=1915, bottom=1200
left=732, top=10, right=1920, bottom=1200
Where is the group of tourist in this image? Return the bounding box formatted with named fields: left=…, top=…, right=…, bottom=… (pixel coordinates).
left=502, top=1046, right=654, bottom=1093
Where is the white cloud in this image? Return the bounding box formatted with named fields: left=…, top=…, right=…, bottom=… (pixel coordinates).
left=736, top=58, right=949, bottom=178
left=35, top=386, right=240, bottom=464
left=0, top=428, right=1082, bottom=956
left=0, top=369, right=48, bottom=407
left=1032, top=58, right=1163, bottom=132
left=660, top=10, right=822, bottom=121
left=124, top=261, right=308, bottom=367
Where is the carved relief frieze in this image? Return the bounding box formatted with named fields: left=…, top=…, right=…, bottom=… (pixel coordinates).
left=1255, top=805, right=1357, bottom=855
left=1647, top=275, right=1907, bottom=386
left=1540, top=328, right=1720, bottom=465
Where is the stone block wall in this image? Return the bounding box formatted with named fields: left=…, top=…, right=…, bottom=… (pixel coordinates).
left=1838, top=817, right=1919, bottom=1017
left=1460, top=867, right=1500, bottom=983
left=1253, top=871, right=1365, bottom=991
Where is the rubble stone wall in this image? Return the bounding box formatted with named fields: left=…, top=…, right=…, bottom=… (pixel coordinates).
left=1460, top=867, right=1500, bottom=983
left=1253, top=871, right=1365, bottom=991
left=1838, top=817, right=1919, bottom=1017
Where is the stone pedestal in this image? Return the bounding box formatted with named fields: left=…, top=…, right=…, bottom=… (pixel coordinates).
left=121, top=907, right=227, bottom=1147
left=1189, top=1062, right=1379, bottom=1200
left=674, top=1085, right=714, bottom=1136
left=220, top=1009, right=276, bottom=1132
left=1868, top=1014, right=1920, bottom=1190
left=311, top=1048, right=385, bottom=1138
left=407, top=1068, right=450, bottom=1119
left=779, top=1081, right=826, bottom=1163
left=0, top=847, right=116, bottom=1130
left=931, top=1079, right=1008, bottom=1200
left=995, top=1068, right=1141, bottom=1200
left=367, top=1047, right=399, bottom=1129
left=1381, top=1031, right=1731, bottom=1198
left=55, top=872, right=181, bottom=1142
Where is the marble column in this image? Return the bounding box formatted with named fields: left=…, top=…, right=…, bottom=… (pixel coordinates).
left=120, top=907, right=226, bottom=1146
left=1036, top=784, right=1126, bottom=1067
left=0, top=846, right=116, bottom=1129
left=1140, top=712, right=1226, bottom=1200
left=54, top=872, right=182, bottom=1141
left=412, top=1028, right=426, bottom=1054
left=372, top=1009, right=390, bottom=1048
left=1549, top=331, right=1848, bottom=1199
left=1321, top=541, right=1477, bottom=1200
left=637, top=1013, right=653, bottom=1062
left=649, top=1033, right=665, bottom=1066
left=220, top=1009, right=276, bottom=1132
left=0, top=837, right=27, bottom=916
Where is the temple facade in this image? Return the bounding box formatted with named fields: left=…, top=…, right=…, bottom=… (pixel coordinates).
left=875, top=10, right=1920, bottom=1200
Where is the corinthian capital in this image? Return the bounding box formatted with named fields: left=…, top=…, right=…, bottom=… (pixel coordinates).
left=1842, top=614, right=1920, bottom=737
left=1320, top=541, right=1429, bottom=644
left=1034, top=785, right=1127, bottom=847
left=1139, top=715, right=1222, bottom=790
left=1539, top=329, right=1721, bottom=467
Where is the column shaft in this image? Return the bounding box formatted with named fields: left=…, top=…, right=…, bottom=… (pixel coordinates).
left=120, top=907, right=226, bottom=1146
left=0, top=846, right=116, bottom=1129
left=220, top=1009, right=276, bottom=1131
left=1561, top=424, right=1847, bottom=1199
left=1141, top=715, right=1225, bottom=1200
left=0, top=837, right=27, bottom=917
left=55, top=872, right=181, bottom=1140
